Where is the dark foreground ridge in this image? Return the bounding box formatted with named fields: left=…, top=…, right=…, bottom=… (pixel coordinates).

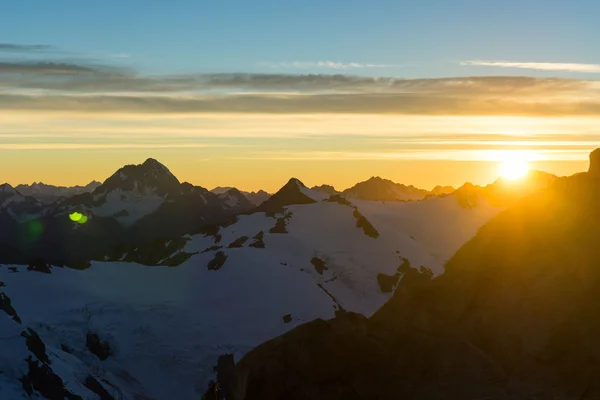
left=231, top=149, right=600, bottom=400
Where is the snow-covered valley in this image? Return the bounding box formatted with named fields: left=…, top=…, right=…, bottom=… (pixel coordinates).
left=0, top=188, right=502, bottom=399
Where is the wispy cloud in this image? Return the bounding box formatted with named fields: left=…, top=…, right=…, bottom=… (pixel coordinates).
left=0, top=56, right=599, bottom=116
left=229, top=149, right=591, bottom=162
left=0, top=43, right=53, bottom=53
left=462, top=60, right=600, bottom=74
left=0, top=143, right=223, bottom=150
left=2, top=86, right=600, bottom=116
left=264, top=61, right=396, bottom=69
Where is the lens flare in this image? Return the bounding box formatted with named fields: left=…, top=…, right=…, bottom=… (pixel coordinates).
left=69, top=212, right=88, bottom=224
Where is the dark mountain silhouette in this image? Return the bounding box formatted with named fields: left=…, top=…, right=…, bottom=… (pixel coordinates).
left=231, top=149, right=600, bottom=400
left=211, top=187, right=272, bottom=206
left=211, top=186, right=235, bottom=194
left=244, top=190, right=271, bottom=206
left=311, top=184, right=339, bottom=195
left=15, top=181, right=101, bottom=203
left=254, top=178, right=317, bottom=214
left=343, top=176, right=429, bottom=202
left=453, top=170, right=557, bottom=209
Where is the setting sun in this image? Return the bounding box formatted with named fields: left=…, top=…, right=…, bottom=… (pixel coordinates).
left=498, top=155, right=530, bottom=180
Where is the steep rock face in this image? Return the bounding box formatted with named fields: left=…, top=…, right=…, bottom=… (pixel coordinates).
left=589, top=148, right=600, bottom=176
left=232, top=150, right=600, bottom=400
left=343, top=177, right=429, bottom=202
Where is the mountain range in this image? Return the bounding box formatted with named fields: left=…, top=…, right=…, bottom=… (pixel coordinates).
left=0, top=158, right=254, bottom=265
left=0, top=153, right=572, bottom=400
left=15, top=181, right=102, bottom=204
left=231, top=149, right=600, bottom=400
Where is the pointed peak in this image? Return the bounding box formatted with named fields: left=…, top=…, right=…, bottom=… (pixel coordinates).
left=142, top=157, right=161, bottom=165
left=97, top=158, right=180, bottom=195
left=286, top=178, right=306, bottom=188
left=0, top=183, right=19, bottom=198
left=142, top=158, right=172, bottom=172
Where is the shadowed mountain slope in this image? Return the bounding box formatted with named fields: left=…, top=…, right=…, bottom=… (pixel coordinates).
left=232, top=149, right=600, bottom=400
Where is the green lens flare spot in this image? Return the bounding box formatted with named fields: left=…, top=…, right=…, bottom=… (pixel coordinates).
left=69, top=212, right=83, bottom=222
left=77, top=215, right=88, bottom=224
left=27, top=220, right=44, bottom=236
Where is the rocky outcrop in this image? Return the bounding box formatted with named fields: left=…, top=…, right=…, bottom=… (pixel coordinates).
left=589, top=148, right=600, bottom=176
left=86, top=332, right=112, bottom=361
left=207, top=251, right=228, bottom=271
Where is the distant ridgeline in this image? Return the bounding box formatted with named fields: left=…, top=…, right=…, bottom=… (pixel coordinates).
left=1, top=158, right=556, bottom=267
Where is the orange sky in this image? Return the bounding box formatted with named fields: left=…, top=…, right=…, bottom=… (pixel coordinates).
left=1, top=112, right=596, bottom=192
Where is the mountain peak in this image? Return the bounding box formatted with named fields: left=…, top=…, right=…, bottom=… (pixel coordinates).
left=286, top=178, right=306, bottom=188
left=97, top=158, right=180, bottom=196
left=311, top=184, right=339, bottom=195
left=141, top=158, right=175, bottom=177
left=254, top=178, right=316, bottom=213
left=589, top=148, right=600, bottom=176
left=0, top=183, right=17, bottom=195
left=343, top=177, right=429, bottom=202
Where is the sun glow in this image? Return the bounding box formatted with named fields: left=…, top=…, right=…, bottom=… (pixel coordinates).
left=498, top=153, right=530, bottom=180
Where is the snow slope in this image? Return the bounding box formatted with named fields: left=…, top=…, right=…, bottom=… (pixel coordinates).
left=91, top=186, right=166, bottom=227
left=0, top=193, right=502, bottom=399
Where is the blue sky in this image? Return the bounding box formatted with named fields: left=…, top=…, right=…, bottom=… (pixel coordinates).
left=1, top=0, right=599, bottom=191
left=2, top=0, right=600, bottom=78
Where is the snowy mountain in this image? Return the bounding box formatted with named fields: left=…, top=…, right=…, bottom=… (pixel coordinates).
left=0, top=159, right=254, bottom=265
left=15, top=181, right=101, bottom=204
left=0, top=159, right=567, bottom=399
left=343, top=176, right=430, bottom=202
left=0, top=174, right=510, bottom=399
left=232, top=149, right=600, bottom=400
left=0, top=184, right=46, bottom=224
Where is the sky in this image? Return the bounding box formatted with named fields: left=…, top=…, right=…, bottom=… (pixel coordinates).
left=1, top=0, right=599, bottom=192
